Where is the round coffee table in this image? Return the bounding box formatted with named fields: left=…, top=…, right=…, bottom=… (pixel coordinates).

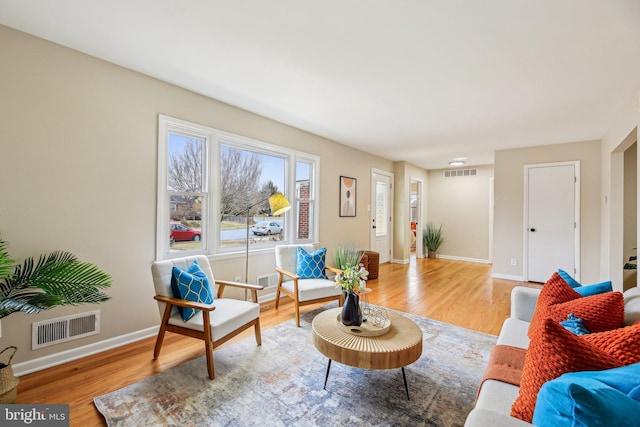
left=312, top=307, right=423, bottom=400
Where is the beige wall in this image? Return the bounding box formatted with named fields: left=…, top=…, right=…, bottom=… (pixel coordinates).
left=493, top=140, right=602, bottom=281
left=427, top=165, right=494, bottom=261
left=0, top=25, right=393, bottom=366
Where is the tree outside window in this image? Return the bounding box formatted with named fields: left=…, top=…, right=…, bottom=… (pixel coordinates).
left=219, top=144, right=286, bottom=248
left=167, top=134, right=205, bottom=252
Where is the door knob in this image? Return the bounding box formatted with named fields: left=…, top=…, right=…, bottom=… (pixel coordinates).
left=530, top=228, right=536, bottom=232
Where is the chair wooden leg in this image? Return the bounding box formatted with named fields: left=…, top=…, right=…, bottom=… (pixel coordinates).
left=254, top=319, right=262, bottom=346
left=153, top=325, right=167, bottom=359
left=153, top=304, right=173, bottom=359
left=203, top=311, right=215, bottom=380
left=295, top=301, right=301, bottom=327
left=275, top=285, right=281, bottom=309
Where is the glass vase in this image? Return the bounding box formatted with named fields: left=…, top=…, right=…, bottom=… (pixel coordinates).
left=341, top=292, right=363, bottom=327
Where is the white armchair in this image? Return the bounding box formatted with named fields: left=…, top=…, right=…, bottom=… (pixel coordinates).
left=274, top=244, right=342, bottom=326
left=151, top=255, right=263, bottom=379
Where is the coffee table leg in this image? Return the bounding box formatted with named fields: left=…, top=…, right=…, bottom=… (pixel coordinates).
left=401, top=367, right=410, bottom=400
left=323, top=359, right=332, bottom=390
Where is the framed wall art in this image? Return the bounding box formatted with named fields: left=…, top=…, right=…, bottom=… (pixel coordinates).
left=339, top=176, right=357, bottom=217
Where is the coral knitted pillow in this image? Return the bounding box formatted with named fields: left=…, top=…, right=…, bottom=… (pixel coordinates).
left=511, top=319, right=624, bottom=423
left=528, top=272, right=624, bottom=337
left=582, top=323, right=640, bottom=365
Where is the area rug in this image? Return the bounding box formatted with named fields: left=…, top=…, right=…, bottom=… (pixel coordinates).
left=94, top=304, right=497, bottom=426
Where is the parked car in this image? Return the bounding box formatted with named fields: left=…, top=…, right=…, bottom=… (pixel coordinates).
left=170, top=222, right=201, bottom=241
left=251, top=221, right=282, bottom=236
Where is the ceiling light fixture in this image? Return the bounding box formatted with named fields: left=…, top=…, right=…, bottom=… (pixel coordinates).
left=449, top=160, right=465, bottom=166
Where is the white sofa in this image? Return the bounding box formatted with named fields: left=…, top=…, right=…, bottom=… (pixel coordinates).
left=465, top=285, right=640, bottom=427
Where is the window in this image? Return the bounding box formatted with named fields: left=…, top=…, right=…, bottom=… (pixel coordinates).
left=375, top=181, right=388, bottom=236
left=296, top=160, right=314, bottom=240
left=157, top=115, right=319, bottom=259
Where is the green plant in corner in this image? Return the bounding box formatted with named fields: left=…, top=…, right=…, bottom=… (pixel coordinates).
left=0, top=238, right=112, bottom=319
left=423, top=222, right=444, bottom=259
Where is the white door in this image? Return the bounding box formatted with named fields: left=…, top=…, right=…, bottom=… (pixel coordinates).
left=371, top=171, right=393, bottom=263
left=525, top=162, right=579, bottom=283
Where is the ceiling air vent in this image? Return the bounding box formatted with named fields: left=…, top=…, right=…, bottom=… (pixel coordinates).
left=444, top=168, right=477, bottom=178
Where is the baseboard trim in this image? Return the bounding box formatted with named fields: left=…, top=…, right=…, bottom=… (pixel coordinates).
left=391, top=258, right=410, bottom=264
left=436, top=255, right=492, bottom=264
left=13, top=326, right=159, bottom=377
left=491, top=273, right=525, bottom=281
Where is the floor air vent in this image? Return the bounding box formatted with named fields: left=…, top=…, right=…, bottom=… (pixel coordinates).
left=32, top=310, right=100, bottom=350
left=257, top=273, right=279, bottom=288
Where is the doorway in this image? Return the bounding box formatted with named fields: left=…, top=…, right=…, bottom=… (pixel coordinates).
left=371, top=169, right=393, bottom=263
left=410, top=178, right=423, bottom=259
left=623, top=142, right=637, bottom=290
left=524, top=161, right=580, bottom=283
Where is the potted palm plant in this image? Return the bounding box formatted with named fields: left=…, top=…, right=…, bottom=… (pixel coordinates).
left=0, top=239, right=112, bottom=318
left=0, top=237, right=112, bottom=403
left=423, top=222, right=444, bottom=259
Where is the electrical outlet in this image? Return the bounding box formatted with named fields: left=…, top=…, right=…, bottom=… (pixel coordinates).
left=510, top=258, right=517, bottom=266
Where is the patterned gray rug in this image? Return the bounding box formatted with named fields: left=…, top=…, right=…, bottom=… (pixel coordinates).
left=94, top=304, right=496, bottom=426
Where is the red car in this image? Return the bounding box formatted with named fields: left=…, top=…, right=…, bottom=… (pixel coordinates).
left=170, top=222, right=201, bottom=241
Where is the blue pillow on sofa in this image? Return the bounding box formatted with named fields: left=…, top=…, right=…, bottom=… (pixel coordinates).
left=296, top=247, right=328, bottom=279
left=557, top=269, right=613, bottom=297
left=532, top=362, right=640, bottom=427
left=559, top=313, right=590, bottom=336
left=171, top=259, right=214, bottom=322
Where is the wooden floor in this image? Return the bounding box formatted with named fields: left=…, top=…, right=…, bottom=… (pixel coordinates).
left=16, top=257, right=534, bottom=426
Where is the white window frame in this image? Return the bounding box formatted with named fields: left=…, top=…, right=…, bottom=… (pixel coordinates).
left=157, top=115, right=212, bottom=260
left=156, top=115, right=319, bottom=260
left=293, top=155, right=319, bottom=243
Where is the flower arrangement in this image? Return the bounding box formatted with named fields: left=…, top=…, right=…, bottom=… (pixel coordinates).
left=335, top=263, right=369, bottom=294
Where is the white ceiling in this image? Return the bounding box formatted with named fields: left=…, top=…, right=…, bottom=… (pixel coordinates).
left=2, top=0, right=639, bottom=169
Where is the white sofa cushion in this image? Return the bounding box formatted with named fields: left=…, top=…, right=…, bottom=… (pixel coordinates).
left=624, top=286, right=640, bottom=325
left=496, top=318, right=530, bottom=350
left=475, top=380, right=520, bottom=414
left=465, top=408, right=533, bottom=427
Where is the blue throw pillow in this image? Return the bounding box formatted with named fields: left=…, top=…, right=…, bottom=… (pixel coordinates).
left=170, top=259, right=214, bottom=322
left=557, top=269, right=613, bottom=297
left=533, top=363, right=640, bottom=427
left=296, top=247, right=328, bottom=279
left=559, top=313, right=590, bottom=335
